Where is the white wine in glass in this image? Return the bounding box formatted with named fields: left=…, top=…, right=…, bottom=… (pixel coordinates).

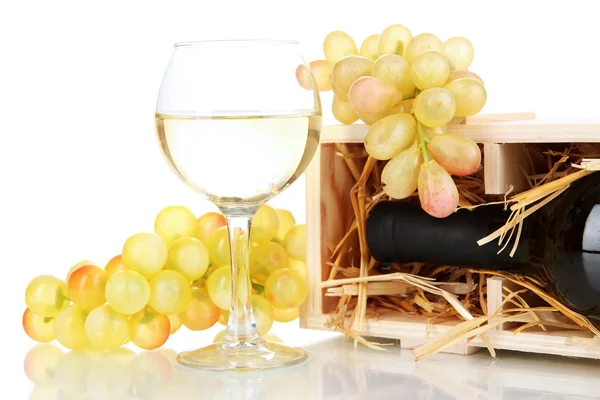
left=155, top=40, right=321, bottom=371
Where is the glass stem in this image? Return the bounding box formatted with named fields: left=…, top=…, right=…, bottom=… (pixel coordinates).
left=222, top=208, right=260, bottom=343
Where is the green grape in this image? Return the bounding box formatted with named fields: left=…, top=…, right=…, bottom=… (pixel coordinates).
left=251, top=294, right=273, bottom=336
left=371, top=54, right=415, bottom=97
left=54, top=305, right=89, bottom=349
left=250, top=241, right=289, bottom=285
left=443, top=78, right=487, bottom=117
left=25, top=275, right=70, bottom=318
left=67, top=264, right=107, bottom=309
left=85, top=304, right=130, bottom=350
left=66, top=259, right=97, bottom=281
left=274, top=208, right=296, bottom=243
left=194, top=211, right=226, bottom=245
left=105, top=270, right=150, bottom=315
left=22, top=308, right=55, bottom=342
left=167, top=314, right=181, bottom=334
left=331, top=55, right=373, bottom=101
left=283, top=224, right=307, bottom=261
left=378, top=24, right=412, bottom=56
left=154, top=205, right=197, bottom=245
left=130, top=308, right=170, bottom=350
left=447, top=70, right=484, bottom=86
left=427, top=134, right=481, bottom=176
left=166, top=237, right=210, bottom=281
left=348, top=76, right=403, bottom=115
left=264, top=269, right=308, bottom=310
left=179, top=287, right=221, bottom=331
left=251, top=204, right=279, bottom=244
left=206, top=265, right=232, bottom=310
left=24, top=344, right=63, bottom=384
left=381, top=141, right=423, bottom=199
left=207, top=226, right=231, bottom=266
left=218, top=309, right=230, bottom=326
left=414, top=88, right=456, bottom=128
left=364, top=113, right=416, bottom=160
left=358, top=103, right=405, bottom=126
left=332, top=95, right=359, bottom=124
left=418, top=160, right=459, bottom=218
left=272, top=306, right=299, bottom=323
left=149, top=270, right=192, bottom=314
left=405, top=33, right=443, bottom=64
left=288, top=258, right=307, bottom=276
left=323, top=31, right=358, bottom=65
left=296, top=60, right=332, bottom=91
left=105, top=255, right=127, bottom=277
left=443, top=36, right=474, bottom=71
left=122, top=233, right=168, bottom=277
left=359, top=34, right=380, bottom=60
left=423, top=124, right=448, bottom=140
left=411, top=51, right=450, bottom=90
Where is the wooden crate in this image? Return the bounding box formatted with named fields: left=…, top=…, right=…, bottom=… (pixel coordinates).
left=300, top=115, right=600, bottom=359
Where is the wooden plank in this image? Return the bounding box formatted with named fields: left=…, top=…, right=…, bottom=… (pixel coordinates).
left=468, top=329, right=600, bottom=360
left=483, top=143, right=530, bottom=195
left=321, top=122, right=600, bottom=144
left=319, top=144, right=362, bottom=314
left=485, top=276, right=505, bottom=316
left=302, top=312, right=479, bottom=355
left=301, top=144, right=323, bottom=321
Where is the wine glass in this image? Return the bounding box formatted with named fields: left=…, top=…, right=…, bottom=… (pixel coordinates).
left=155, top=40, right=321, bottom=371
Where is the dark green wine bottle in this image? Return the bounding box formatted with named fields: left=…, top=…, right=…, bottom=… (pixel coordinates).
left=367, top=173, right=600, bottom=318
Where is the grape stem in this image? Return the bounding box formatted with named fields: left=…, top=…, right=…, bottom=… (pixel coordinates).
left=417, top=120, right=431, bottom=163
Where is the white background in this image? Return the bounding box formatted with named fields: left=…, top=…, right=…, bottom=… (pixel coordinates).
left=3, top=0, right=600, bottom=397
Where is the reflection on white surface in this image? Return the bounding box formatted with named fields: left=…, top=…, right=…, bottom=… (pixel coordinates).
left=24, top=335, right=600, bottom=400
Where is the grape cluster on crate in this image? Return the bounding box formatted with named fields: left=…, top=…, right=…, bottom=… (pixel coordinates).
left=297, top=25, right=486, bottom=218
left=23, top=205, right=308, bottom=351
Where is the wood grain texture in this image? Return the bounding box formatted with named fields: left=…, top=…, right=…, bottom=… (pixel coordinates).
left=301, top=144, right=323, bottom=322
left=321, top=121, right=600, bottom=144
left=483, top=143, right=531, bottom=194
left=318, top=144, right=362, bottom=314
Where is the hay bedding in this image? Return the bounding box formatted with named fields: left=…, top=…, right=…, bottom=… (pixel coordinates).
left=320, top=141, right=600, bottom=359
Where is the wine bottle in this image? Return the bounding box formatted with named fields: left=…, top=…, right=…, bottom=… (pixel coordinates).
left=366, top=172, right=600, bottom=318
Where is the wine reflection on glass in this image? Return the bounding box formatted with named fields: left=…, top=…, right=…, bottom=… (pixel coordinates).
left=155, top=40, right=321, bottom=371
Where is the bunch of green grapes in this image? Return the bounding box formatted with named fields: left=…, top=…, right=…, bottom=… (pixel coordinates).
left=23, top=204, right=308, bottom=351
left=297, top=26, right=486, bottom=218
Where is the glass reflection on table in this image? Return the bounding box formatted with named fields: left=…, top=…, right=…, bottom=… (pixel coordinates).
left=24, top=334, right=600, bottom=400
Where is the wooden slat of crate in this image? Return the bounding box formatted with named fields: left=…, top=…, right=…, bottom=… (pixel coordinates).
left=301, top=311, right=478, bottom=355
left=301, top=119, right=600, bottom=359
left=319, top=120, right=600, bottom=144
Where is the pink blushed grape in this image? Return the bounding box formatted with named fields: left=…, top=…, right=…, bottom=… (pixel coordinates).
left=417, top=160, right=459, bottom=218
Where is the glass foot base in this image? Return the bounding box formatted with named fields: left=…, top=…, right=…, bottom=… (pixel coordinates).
left=177, top=339, right=308, bottom=372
